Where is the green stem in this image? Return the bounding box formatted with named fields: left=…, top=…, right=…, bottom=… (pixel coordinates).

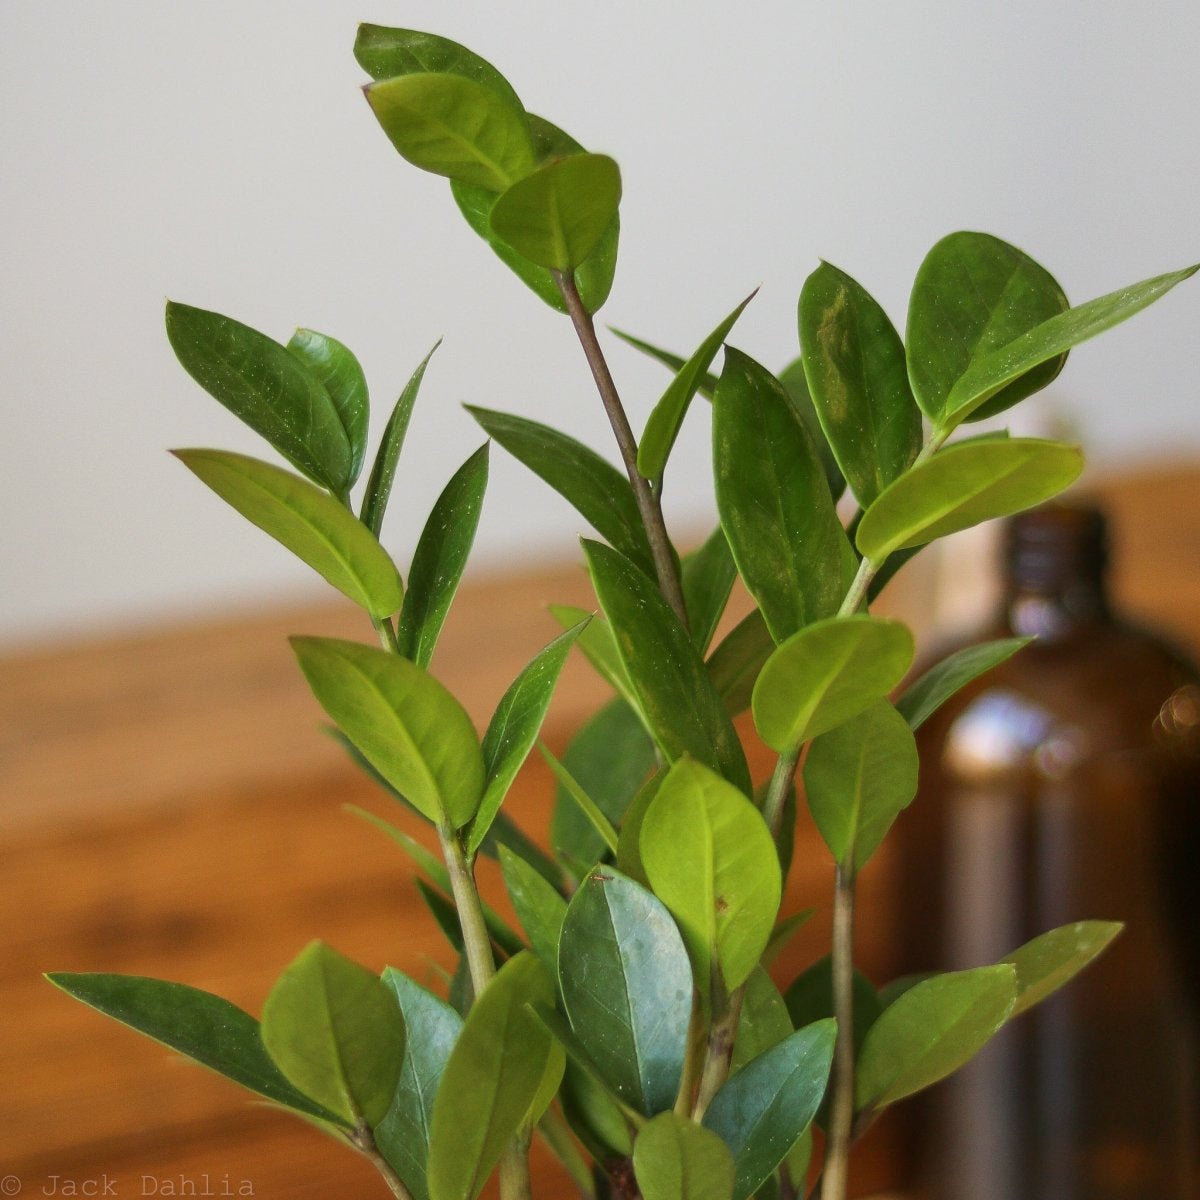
left=674, top=992, right=708, bottom=1116
left=762, top=748, right=800, bottom=841
left=538, top=1108, right=597, bottom=1199
left=437, top=825, right=496, bottom=994
left=373, top=614, right=400, bottom=653
left=352, top=1123, right=415, bottom=1200
left=554, top=270, right=689, bottom=629
left=691, top=977, right=744, bottom=1121
left=820, top=864, right=857, bottom=1200
left=839, top=556, right=876, bottom=618
left=499, top=1131, right=535, bottom=1200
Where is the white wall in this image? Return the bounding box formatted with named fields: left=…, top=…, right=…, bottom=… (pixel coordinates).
left=2, top=0, right=1197, bottom=648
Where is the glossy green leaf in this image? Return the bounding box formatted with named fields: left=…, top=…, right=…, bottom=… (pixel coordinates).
left=375, top=970, right=464, bottom=1200
left=540, top=742, right=619, bottom=856
left=776, top=356, right=846, bottom=502
left=174, top=450, right=402, bottom=618
left=365, top=72, right=535, bottom=192
left=610, top=329, right=716, bottom=396
left=640, top=759, right=781, bottom=992
left=428, top=953, right=560, bottom=1200
left=468, top=406, right=654, bottom=573
left=165, top=301, right=352, bottom=495
left=489, top=153, right=621, bottom=271
left=706, top=609, right=774, bottom=718
left=397, top=444, right=489, bottom=668
left=292, top=637, right=483, bottom=828
left=1003, top=920, right=1122, bottom=1019
left=286, top=328, right=369, bottom=487
left=681, top=527, right=737, bottom=655
left=906, top=232, right=1069, bottom=426
left=361, top=340, right=440, bottom=537
left=856, top=965, right=1017, bottom=1110
left=559, top=1057, right=634, bottom=1158
left=585, top=540, right=751, bottom=795
left=702, top=1021, right=837, bottom=1200
left=633, top=1111, right=735, bottom=1200
left=804, top=700, right=919, bottom=868
left=468, top=622, right=585, bottom=854
left=558, top=867, right=693, bottom=1115
left=638, top=291, right=756, bottom=481
left=855, top=438, right=1084, bottom=563
left=714, top=348, right=856, bottom=644
left=896, top=636, right=1031, bottom=729
left=730, top=967, right=793, bottom=1077
left=752, top=615, right=914, bottom=752
left=260, top=941, right=404, bottom=1128
left=614, top=772, right=664, bottom=887
left=799, top=262, right=921, bottom=506
left=783, top=956, right=882, bottom=1058
left=499, top=846, right=567, bottom=972
left=46, top=973, right=345, bottom=1126
left=942, top=262, right=1199, bottom=427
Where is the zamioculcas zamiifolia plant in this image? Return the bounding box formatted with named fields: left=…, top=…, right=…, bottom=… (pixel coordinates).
left=48, top=23, right=1196, bottom=1200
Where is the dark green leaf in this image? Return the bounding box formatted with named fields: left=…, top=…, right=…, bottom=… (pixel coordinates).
left=540, top=742, right=619, bottom=856
left=798, top=262, right=921, bottom=506
left=499, top=846, right=567, bottom=972
left=761, top=909, right=816, bottom=969
left=714, top=348, right=856, bottom=644
left=397, top=444, right=489, bottom=668
left=706, top=609, right=774, bottom=717
left=558, top=868, right=693, bottom=1116
left=633, top=1111, right=735, bottom=1200
left=730, top=967, right=793, bottom=1077
left=549, top=604, right=642, bottom=717
left=610, top=329, right=716, bottom=397
left=585, top=540, right=750, bottom=794
left=174, top=450, right=402, bottom=618
left=896, top=637, right=1032, bottom=730
left=681, top=526, right=737, bottom=655
left=165, top=301, right=352, bottom=494
left=783, top=956, right=882, bottom=1058
left=45, top=973, right=344, bottom=1126
left=855, top=438, right=1084, bottom=563
left=1003, top=920, right=1122, bottom=1019
left=776, top=356, right=846, bottom=502
left=614, top=772, right=665, bottom=887
left=559, top=1057, right=634, bottom=1158
left=260, top=941, right=405, bottom=1128
left=702, top=1021, right=836, bottom=1200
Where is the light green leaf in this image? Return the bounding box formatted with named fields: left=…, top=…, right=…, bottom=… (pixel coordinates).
left=638, top=291, right=757, bottom=481
left=165, top=301, right=353, bottom=495
left=681, top=526, right=737, bottom=655
left=706, top=609, right=774, bottom=718
left=45, top=972, right=345, bottom=1126
left=428, top=953, right=560, bottom=1200
left=752, top=615, right=914, bottom=752
left=896, top=637, right=1032, bottom=730
left=174, top=450, right=402, bottom=618
left=633, top=1112, right=735, bottom=1200
left=365, top=72, right=535, bottom=192
left=730, top=967, right=793, bottom=1077
left=260, top=941, right=405, bottom=1128
left=540, top=742, right=619, bottom=856
left=292, top=637, right=483, bottom=828
left=286, top=328, right=369, bottom=487
left=1003, top=920, right=1122, bottom=1019
left=397, top=444, right=489, bottom=668
left=640, top=759, right=781, bottom=992
left=799, top=261, right=921, bottom=506
left=855, top=438, right=1084, bottom=563
left=803, top=700, right=919, bottom=868
left=499, top=846, right=567, bottom=973
left=856, top=965, right=1017, bottom=1110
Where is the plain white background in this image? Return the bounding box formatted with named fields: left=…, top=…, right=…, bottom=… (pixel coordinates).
left=2, top=1, right=1197, bottom=648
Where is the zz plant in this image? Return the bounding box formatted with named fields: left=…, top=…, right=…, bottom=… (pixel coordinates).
left=49, top=24, right=1196, bottom=1200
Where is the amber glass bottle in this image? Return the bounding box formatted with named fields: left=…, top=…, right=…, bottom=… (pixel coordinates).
left=897, top=503, right=1200, bottom=1200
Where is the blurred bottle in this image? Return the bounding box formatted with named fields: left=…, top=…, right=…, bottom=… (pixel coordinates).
left=897, top=502, right=1200, bottom=1200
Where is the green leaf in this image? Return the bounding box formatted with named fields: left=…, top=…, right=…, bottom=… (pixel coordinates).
left=706, top=609, right=774, bottom=718
left=428, top=953, right=561, bottom=1200
left=702, top=1021, right=837, bottom=1200
left=855, top=965, right=1017, bottom=1110
left=468, top=621, right=586, bottom=855
left=364, top=72, right=535, bottom=192
left=855, top=438, right=1084, bottom=563
left=681, top=527, right=737, bottom=655
left=499, top=846, right=567, bottom=973
left=783, top=957, right=882, bottom=1058
left=803, top=700, right=919, bottom=868
left=1003, top=920, right=1122, bottom=1019
left=173, top=450, right=402, bottom=618
left=45, top=973, right=345, bottom=1126
left=585, top=540, right=750, bottom=795
left=375, top=971, right=464, bottom=1200
left=896, top=636, right=1032, bottom=730
left=397, top=444, right=489, bottom=668
left=540, top=742, right=619, bottom=856
left=489, top=153, right=621, bottom=272
left=906, top=231, right=1069, bottom=426
left=292, top=637, right=483, bottom=828
left=286, top=328, right=370, bottom=487
left=558, top=867, right=693, bottom=1116
left=260, top=941, right=405, bottom=1128
left=762, top=909, right=816, bottom=969
left=549, top=605, right=642, bottom=718
left=640, top=759, right=782, bottom=992
left=361, top=340, right=440, bottom=538
left=611, top=329, right=716, bottom=396
left=752, top=615, right=914, bottom=752
left=637, top=291, right=757, bottom=481
left=713, top=348, right=856, bottom=643
left=941, top=262, right=1199, bottom=427
left=468, top=406, right=655, bottom=573
left=776, top=356, right=846, bottom=502
left=798, top=262, right=921, bottom=506
left=730, top=967, right=794, bottom=1077
left=165, top=301, right=353, bottom=495
left=633, top=1112, right=735, bottom=1200
left=559, top=1057, right=634, bottom=1158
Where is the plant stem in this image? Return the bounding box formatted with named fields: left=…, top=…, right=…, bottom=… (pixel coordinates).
left=820, top=864, right=857, bottom=1200
left=538, top=1107, right=597, bottom=1199
left=691, top=980, right=744, bottom=1121
left=554, top=270, right=689, bottom=628
left=352, top=1123, right=415, bottom=1200
left=500, top=1131, right=535, bottom=1200
left=762, top=748, right=800, bottom=840
left=437, top=825, right=497, bottom=993
left=839, top=556, right=876, bottom=618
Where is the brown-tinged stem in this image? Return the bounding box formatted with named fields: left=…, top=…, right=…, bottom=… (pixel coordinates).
left=554, top=270, right=689, bottom=628
left=352, top=1123, right=415, bottom=1200
left=820, top=864, right=857, bottom=1200
left=691, top=976, right=744, bottom=1120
